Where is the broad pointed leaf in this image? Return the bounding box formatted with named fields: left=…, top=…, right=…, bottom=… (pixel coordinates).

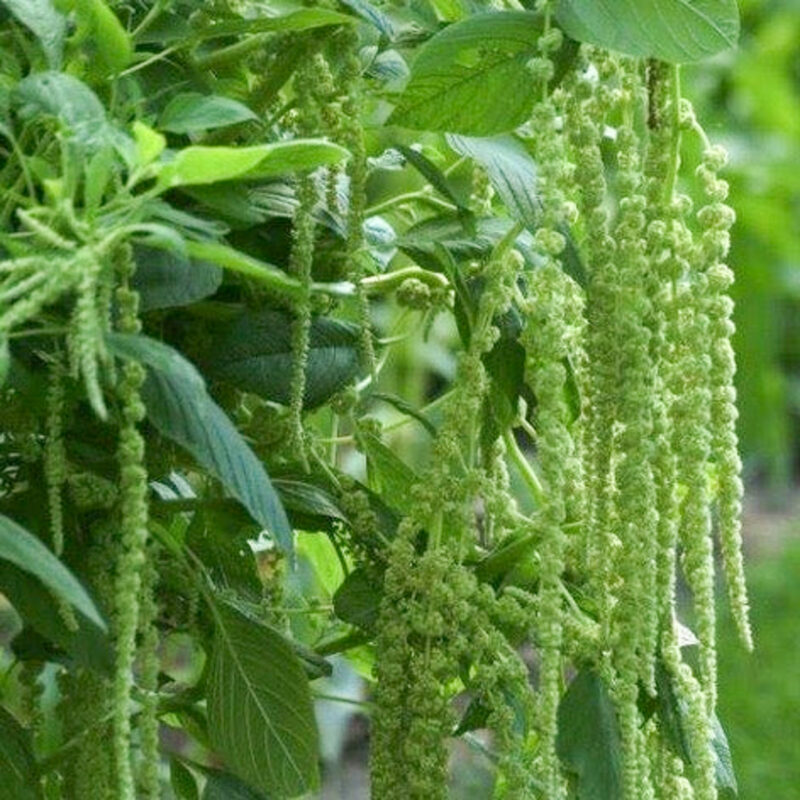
left=0, top=515, right=107, bottom=632
left=107, top=334, right=292, bottom=552
left=204, top=310, right=361, bottom=409
left=390, top=11, right=577, bottom=134
left=207, top=602, right=319, bottom=797
left=555, top=0, right=740, bottom=63
left=556, top=669, right=623, bottom=800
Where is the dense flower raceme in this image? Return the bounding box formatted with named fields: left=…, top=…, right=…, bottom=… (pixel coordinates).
left=0, top=4, right=751, bottom=799
left=367, top=39, right=750, bottom=800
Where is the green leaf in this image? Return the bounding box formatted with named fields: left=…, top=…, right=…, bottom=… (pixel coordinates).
left=170, top=759, right=199, bottom=800
left=132, top=245, right=222, bottom=311
left=0, top=336, right=9, bottom=389
left=0, top=706, right=42, bottom=800
left=15, top=72, right=116, bottom=149
left=199, top=7, right=354, bottom=39
left=207, top=602, right=320, bottom=797
left=180, top=240, right=304, bottom=301
left=555, top=0, right=740, bottom=63
left=390, top=11, right=577, bottom=134
left=358, top=432, right=418, bottom=515
left=273, top=479, right=348, bottom=532
left=0, top=0, right=66, bottom=68
left=107, top=334, right=293, bottom=553
left=185, top=503, right=262, bottom=599
left=333, top=568, right=381, bottom=631
left=204, top=310, right=361, bottom=409
left=159, top=93, right=258, bottom=134
left=556, top=669, right=623, bottom=800
left=0, top=515, right=107, bottom=632
left=0, top=561, right=112, bottom=673
left=711, top=712, right=738, bottom=796
left=132, top=121, right=166, bottom=166
left=446, top=134, right=539, bottom=230
left=370, top=392, right=436, bottom=436
left=73, top=0, right=133, bottom=74
left=202, top=770, right=269, bottom=800
left=157, top=140, right=349, bottom=188
left=395, top=144, right=469, bottom=210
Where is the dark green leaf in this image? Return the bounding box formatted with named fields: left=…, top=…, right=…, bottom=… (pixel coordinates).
left=653, top=658, right=738, bottom=795
left=555, top=0, right=740, bottom=63
left=446, top=134, right=539, bottom=230
left=333, top=568, right=381, bottom=631
left=556, top=669, right=623, bottom=800
left=0, top=0, right=65, bottom=67
left=202, top=769, right=269, bottom=800
left=185, top=503, right=262, bottom=598
left=159, top=93, right=258, bottom=134
left=204, top=310, right=361, bottom=409
left=395, top=144, right=469, bottom=210
left=133, top=245, right=222, bottom=311
left=390, top=11, right=577, bottom=134
left=170, top=758, right=199, bottom=800
left=358, top=431, right=418, bottom=515
left=370, top=392, right=436, bottom=436
left=1, top=562, right=112, bottom=673
left=107, top=334, right=292, bottom=553
left=207, top=602, right=320, bottom=797
left=0, top=706, right=42, bottom=800
left=273, top=479, right=348, bottom=530
left=0, top=515, right=107, bottom=631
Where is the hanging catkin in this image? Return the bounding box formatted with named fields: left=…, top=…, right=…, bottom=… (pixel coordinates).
left=111, top=244, right=151, bottom=800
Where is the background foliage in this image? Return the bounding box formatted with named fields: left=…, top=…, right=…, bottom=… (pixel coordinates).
left=0, top=0, right=798, bottom=798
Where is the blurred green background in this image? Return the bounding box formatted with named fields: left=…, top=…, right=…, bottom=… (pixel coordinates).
left=682, top=0, right=800, bottom=796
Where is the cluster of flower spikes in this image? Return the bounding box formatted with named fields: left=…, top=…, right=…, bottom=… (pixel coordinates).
left=371, top=243, right=543, bottom=798
left=0, top=207, right=114, bottom=420
left=522, top=31, right=753, bottom=799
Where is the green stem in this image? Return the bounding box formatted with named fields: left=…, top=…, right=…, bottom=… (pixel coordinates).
left=503, top=429, right=546, bottom=506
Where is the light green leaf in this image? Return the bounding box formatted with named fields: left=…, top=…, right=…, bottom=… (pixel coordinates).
left=207, top=602, right=319, bottom=797
left=0, top=706, right=42, bottom=800
left=180, top=240, right=303, bottom=300
left=0, top=515, right=107, bottom=632
left=133, top=121, right=166, bottom=166
left=107, top=334, right=293, bottom=553
left=390, top=11, right=577, bottom=134
left=159, top=93, right=258, bottom=134
left=157, top=140, right=348, bottom=188
left=711, top=713, right=738, bottom=796
left=555, top=0, right=740, bottom=63
left=73, top=0, right=133, bottom=74
left=447, top=134, right=539, bottom=230
left=15, top=72, right=110, bottom=148
left=0, top=0, right=66, bottom=67
left=204, top=310, right=362, bottom=409
left=556, top=669, right=623, bottom=800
